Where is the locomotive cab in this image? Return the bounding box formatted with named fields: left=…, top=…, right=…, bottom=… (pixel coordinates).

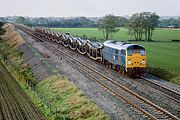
left=126, top=45, right=146, bottom=76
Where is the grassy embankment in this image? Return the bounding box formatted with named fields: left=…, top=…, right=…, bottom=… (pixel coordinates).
left=51, top=28, right=180, bottom=85
left=0, top=24, right=110, bottom=120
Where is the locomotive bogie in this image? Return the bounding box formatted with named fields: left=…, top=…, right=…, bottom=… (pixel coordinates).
left=126, top=67, right=146, bottom=77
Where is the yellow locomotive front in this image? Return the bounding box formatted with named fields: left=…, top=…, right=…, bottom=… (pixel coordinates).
left=125, top=45, right=146, bottom=77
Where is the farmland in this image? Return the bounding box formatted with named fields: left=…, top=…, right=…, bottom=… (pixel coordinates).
left=136, top=42, right=180, bottom=72
left=51, top=28, right=180, bottom=41
left=51, top=28, right=180, bottom=74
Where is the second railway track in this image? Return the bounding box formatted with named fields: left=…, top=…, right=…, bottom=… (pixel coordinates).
left=139, top=76, right=180, bottom=103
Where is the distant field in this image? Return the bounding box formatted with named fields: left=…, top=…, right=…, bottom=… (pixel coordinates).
left=51, top=28, right=180, bottom=41
left=51, top=28, right=180, bottom=73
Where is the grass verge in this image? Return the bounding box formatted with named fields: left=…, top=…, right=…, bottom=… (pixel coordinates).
left=35, top=76, right=110, bottom=120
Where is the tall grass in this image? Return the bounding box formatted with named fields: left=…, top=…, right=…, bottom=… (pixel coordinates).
left=35, top=76, right=110, bottom=120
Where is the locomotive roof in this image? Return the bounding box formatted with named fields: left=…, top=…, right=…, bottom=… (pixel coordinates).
left=103, top=40, right=145, bottom=50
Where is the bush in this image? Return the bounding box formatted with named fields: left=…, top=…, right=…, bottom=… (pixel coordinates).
left=0, top=21, right=6, bottom=35
left=171, top=39, right=180, bottom=42
left=147, top=66, right=175, bottom=81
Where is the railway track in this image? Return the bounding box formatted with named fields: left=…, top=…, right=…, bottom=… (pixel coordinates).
left=35, top=29, right=180, bottom=105
left=28, top=25, right=180, bottom=105
left=47, top=39, right=180, bottom=105
left=0, top=61, right=46, bottom=120
left=139, top=76, right=180, bottom=103
left=17, top=25, right=180, bottom=120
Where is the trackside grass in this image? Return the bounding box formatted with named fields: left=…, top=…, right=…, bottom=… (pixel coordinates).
left=35, top=75, right=110, bottom=120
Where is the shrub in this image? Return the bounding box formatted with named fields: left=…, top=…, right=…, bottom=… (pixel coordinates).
left=147, top=66, right=175, bottom=81
left=171, top=39, right=180, bottom=42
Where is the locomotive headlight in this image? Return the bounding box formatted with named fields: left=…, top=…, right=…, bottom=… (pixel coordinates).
left=128, top=60, right=131, bottom=64
left=142, top=60, right=145, bottom=64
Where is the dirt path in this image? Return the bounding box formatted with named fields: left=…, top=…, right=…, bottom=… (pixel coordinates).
left=0, top=61, right=46, bottom=120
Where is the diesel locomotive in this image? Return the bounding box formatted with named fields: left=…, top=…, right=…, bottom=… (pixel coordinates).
left=102, top=40, right=146, bottom=76
left=35, top=28, right=146, bottom=77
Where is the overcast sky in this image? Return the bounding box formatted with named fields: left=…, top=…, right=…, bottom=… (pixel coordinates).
left=0, top=0, right=180, bottom=17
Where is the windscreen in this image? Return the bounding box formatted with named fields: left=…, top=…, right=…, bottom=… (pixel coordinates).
left=127, top=45, right=145, bottom=56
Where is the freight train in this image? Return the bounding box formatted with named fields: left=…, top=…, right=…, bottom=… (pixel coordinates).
left=35, top=28, right=146, bottom=77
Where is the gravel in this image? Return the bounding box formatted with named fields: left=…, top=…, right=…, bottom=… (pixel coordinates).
left=144, top=73, right=180, bottom=92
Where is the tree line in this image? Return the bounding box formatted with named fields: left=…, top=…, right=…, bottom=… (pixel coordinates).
left=1, top=13, right=179, bottom=41
left=159, top=18, right=180, bottom=28
left=14, top=16, right=128, bottom=28
left=15, top=17, right=97, bottom=28
left=1, top=15, right=179, bottom=29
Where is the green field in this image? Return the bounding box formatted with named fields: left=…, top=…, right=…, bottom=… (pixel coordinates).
left=51, top=28, right=180, bottom=41
left=137, top=42, right=180, bottom=72
left=51, top=28, right=180, bottom=73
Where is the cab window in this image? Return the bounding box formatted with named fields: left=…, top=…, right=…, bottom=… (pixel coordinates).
left=140, top=50, right=145, bottom=56
left=127, top=49, right=145, bottom=56
left=128, top=50, right=132, bottom=56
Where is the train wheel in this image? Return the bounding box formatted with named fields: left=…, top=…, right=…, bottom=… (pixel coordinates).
left=115, top=65, right=120, bottom=72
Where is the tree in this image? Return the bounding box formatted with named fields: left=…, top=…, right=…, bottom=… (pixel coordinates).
left=0, top=21, right=5, bottom=35
left=126, top=13, right=144, bottom=41
left=16, top=17, right=29, bottom=25
left=141, top=12, right=159, bottom=41
left=98, top=14, right=119, bottom=40
left=126, top=12, right=159, bottom=41
left=117, top=17, right=128, bottom=27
